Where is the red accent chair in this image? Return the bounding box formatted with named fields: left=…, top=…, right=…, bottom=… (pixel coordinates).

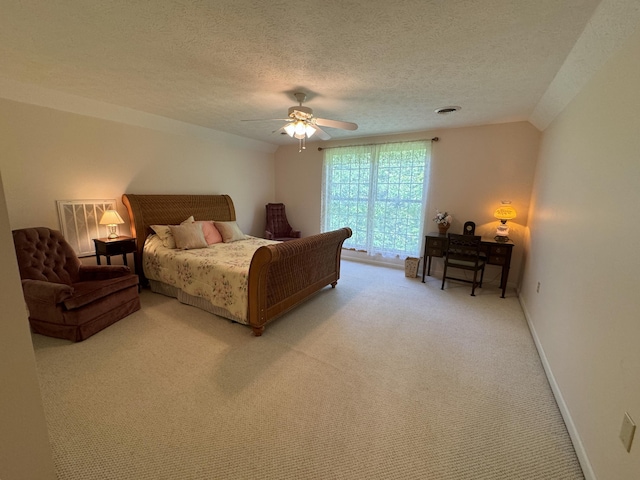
left=265, top=203, right=301, bottom=241
left=12, top=227, right=141, bottom=342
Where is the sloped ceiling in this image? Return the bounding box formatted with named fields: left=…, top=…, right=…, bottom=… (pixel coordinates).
left=1, top=0, right=633, bottom=145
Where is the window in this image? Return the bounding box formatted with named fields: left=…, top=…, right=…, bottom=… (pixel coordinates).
left=321, top=140, right=431, bottom=259
left=56, top=199, right=117, bottom=256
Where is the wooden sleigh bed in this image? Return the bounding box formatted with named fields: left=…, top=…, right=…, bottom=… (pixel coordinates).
left=122, top=194, right=352, bottom=336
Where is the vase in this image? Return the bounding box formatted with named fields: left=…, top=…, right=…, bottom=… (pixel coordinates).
left=437, top=223, right=450, bottom=234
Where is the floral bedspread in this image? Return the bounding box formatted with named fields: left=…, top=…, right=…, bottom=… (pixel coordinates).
left=143, top=235, right=279, bottom=322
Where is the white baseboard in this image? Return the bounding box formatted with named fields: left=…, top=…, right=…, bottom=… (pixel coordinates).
left=518, top=294, right=596, bottom=480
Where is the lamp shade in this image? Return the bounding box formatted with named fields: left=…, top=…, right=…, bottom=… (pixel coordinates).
left=293, top=121, right=307, bottom=139
left=284, top=123, right=296, bottom=137
left=305, top=123, right=316, bottom=138
left=99, top=210, right=124, bottom=225
left=494, top=205, right=517, bottom=221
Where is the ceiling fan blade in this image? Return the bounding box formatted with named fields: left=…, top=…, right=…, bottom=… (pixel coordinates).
left=312, top=125, right=331, bottom=141
left=315, top=117, right=358, bottom=131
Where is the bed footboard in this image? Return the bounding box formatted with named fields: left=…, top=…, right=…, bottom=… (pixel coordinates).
left=247, top=227, right=352, bottom=336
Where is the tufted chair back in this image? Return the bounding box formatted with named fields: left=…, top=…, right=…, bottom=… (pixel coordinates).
left=12, top=227, right=82, bottom=285
left=266, top=203, right=293, bottom=237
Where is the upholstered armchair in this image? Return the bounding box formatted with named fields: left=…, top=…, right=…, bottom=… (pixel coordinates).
left=265, top=203, right=301, bottom=241
left=12, top=227, right=140, bottom=342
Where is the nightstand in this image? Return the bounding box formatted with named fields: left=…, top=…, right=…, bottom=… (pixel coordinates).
left=93, top=236, right=137, bottom=270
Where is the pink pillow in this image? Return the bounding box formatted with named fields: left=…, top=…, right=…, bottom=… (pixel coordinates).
left=196, top=221, right=223, bottom=245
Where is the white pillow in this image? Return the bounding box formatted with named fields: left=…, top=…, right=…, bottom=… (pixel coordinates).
left=150, top=225, right=176, bottom=249
left=214, top=221, right=246, bottom=243
left=150, top=216, right=195, bottom=249
left=169, top=223, right=208, bottom=250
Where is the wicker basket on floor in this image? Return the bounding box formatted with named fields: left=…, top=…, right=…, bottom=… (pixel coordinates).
left=404, top=257, right=420, bottom=278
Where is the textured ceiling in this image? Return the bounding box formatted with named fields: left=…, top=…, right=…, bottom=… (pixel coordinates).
left=0, top=0, right=605, bottom=145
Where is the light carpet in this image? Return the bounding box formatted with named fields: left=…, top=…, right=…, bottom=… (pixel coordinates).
left=32, top=260, right=584, bottom=479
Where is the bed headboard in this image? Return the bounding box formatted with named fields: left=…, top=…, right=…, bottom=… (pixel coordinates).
left=121, top=194, right=236, bottom=282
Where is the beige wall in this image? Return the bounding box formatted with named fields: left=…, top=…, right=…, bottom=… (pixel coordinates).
left=0, top=172, right=56, bottom=480
left=0, top=97, right=277, bottom=479
left=0, top=98, right=276, bottom=237
left=520, top=26, right=640, bottom=479
left=274, top=122, right=540, bottom=289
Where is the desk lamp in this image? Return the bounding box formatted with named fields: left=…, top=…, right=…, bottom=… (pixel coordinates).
left=99, top=210, right=125, bottom=239
left=494, top=201, right=516, bottom=242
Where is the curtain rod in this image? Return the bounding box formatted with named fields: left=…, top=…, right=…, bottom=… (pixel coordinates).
left=317, top=137, right=439, bottom=151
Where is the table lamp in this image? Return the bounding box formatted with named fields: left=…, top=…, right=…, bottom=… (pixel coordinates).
left=494, top=201, right=516, bottom=242
left=99, top=210, right=125, bottom=239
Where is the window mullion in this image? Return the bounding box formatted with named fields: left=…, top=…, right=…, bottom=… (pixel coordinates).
left=366, top=146, right=378, bottom=254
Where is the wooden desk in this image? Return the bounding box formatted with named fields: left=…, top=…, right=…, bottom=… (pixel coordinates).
left=421, top=233, right=514, bottom=298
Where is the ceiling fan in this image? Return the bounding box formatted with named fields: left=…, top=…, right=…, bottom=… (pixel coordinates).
left=243, top=92, right=358, bottom=151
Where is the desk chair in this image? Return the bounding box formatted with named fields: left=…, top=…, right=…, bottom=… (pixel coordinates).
left=441, top=233, right=486, bottom=296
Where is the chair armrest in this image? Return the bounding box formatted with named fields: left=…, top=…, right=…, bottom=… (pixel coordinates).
left=78, top=265, right=131, bottom=281
left=265, top=230, right=275, bottom=240
left=21, top=279, right=74, bottom=304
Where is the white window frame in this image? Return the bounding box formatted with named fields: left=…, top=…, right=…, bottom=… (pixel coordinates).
left=321, top=141, right=431, bottom=260
left=56, top=199, right=118, bottom=257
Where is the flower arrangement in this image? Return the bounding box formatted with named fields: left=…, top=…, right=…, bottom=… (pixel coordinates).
left=433, top=210, right=452, bottom=225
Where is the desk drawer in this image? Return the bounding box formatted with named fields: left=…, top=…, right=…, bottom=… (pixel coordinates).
left=489, top=244, right=510, bottom=256
left=487, top=244, right=512, bottom=266
left=488, top=255, right=506, bottom=265
left=427, top=237, right=445, bottom=248
left=426, top=237, right=445, bottom=257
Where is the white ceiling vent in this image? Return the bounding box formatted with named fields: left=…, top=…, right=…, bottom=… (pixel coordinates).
left=435, top=106, right=461, bottom=114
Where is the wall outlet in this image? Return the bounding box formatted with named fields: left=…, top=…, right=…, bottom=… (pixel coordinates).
left=620, top=412, right=636, bottom=452
left=536, top=282, right=540, bottom=293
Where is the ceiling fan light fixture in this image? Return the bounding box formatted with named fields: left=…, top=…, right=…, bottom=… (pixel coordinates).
left=305, top=124, right=316, bottom=138
left=283, top=123, right=296, bottom=137
left=294, top=120, right=307, bottom=138
left=246, top=91, right=357, bottom=152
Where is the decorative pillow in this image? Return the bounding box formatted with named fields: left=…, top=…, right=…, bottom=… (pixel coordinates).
left=214, top=221, right=246, bottom=243
left=195, top=221, right=223, bottom=245
left=151, top=216, right=195, bottom=249
left=150, top=225, right=177, bottom=249
left=169, top=223, right=208, bottom=250
left=179, top=216, right=223, bottom=245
